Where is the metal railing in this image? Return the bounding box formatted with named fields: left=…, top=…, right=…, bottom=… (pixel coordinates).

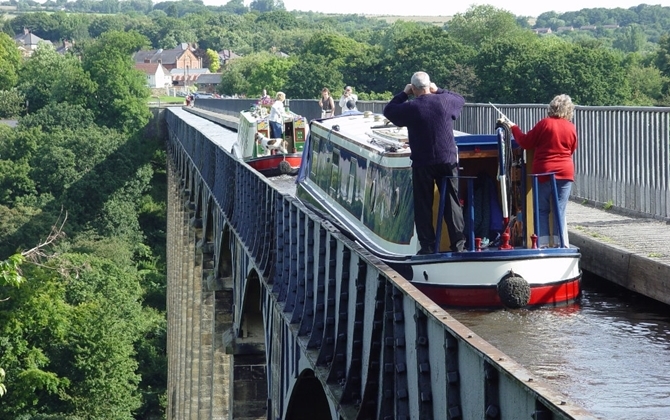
left=194, top=98, right=670, bottom=220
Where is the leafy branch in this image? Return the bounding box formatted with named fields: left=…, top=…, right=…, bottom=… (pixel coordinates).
left=0, top=211, right=67, bottom=298
left=0, top=212, right=67, bottom=398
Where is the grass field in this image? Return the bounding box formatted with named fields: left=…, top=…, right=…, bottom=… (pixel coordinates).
left=370, top=15, right=452, bottom=25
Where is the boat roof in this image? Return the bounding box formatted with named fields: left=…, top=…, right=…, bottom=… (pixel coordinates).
left=240, top=109, right=306, bottom=124
left=311, top=113, right=504, bottom=156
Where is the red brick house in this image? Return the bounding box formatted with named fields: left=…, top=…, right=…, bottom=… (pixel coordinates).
left=133, top=43, right=201, bottom=71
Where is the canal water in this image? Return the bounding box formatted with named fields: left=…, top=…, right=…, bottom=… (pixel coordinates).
left=449, top=272, right=670, bottom=420
left=269, top=174, right=670, bottom=418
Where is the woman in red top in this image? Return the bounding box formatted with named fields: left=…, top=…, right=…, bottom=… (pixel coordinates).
left=509, top=94, right=578, bottom=248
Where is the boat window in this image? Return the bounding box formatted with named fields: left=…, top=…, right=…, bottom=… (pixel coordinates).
left=347, top=158, right=357, bottom=204
left=310, top=137, right=320, bottom=177
left=368, top=180, right=376, bottom=210
left=391, top=187, right=400, bottom=217
left=339, top=156, right=348, bottom=201
left=329, top=149, right=340, bottom=197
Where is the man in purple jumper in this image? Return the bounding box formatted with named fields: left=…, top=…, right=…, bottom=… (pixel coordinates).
left=383, top=71, right=466, bottom=254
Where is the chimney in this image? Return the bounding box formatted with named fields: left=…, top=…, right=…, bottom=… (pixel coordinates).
left=24, top=27, right=29, bottom=35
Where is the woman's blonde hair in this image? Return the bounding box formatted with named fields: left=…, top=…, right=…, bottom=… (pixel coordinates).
left=548, top=94, right=574, bottom=120
left=276, top=91, right=286, bottom=101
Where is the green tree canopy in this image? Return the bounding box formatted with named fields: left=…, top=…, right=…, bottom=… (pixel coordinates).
left=0, top=32, right=23, bottom=89
left=249, top=0, right=284, bottom=13
left=284, top=52, right=343, bottom=99
left=447, top=5, right=529, bottom=49
left=0, top=251, right=160, bottom=418
left=384, top=25, right=476, bottom=98
left=81, top=30, right=152, bottom=133
left=474, top=36, right=631, bottom=105
left=218, top=51, right=293, bottom=96
left=205, top=48, right=220, bottom=72
left=18, top=42, right=96, bottom=113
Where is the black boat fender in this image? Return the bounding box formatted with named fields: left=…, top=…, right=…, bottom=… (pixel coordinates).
left=278, top=160, right=292, bottom=174
left=497, top=270, right=531, bottom=308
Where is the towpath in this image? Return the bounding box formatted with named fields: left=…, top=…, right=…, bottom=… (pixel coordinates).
left=567, top=200, right=670, bottom=305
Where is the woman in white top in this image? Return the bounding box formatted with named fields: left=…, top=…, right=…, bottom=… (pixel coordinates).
left=269, top=91, right=286, bottom=138
left=338, top=86, right=358, bottom=115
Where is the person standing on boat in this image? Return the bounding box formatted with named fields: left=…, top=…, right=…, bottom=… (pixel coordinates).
left=383, top=71, right=466, bottom=254
left=338, top=86, right=358, bottom=115
left=269, top=91, right=287, bottom=139
left=504, top=94, right=577, bottom=248
left=319, top=87, right=335, bottom=118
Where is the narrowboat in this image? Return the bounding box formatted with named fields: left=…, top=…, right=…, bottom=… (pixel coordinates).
left=237, top=108, right=308, bottom=176
left=295, top=113, right=581, bottom=308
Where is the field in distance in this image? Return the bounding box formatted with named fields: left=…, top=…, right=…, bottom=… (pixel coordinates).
left=368, top=15, right=453, bottom=25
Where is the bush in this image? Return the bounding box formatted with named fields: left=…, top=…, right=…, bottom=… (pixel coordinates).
left=0, top=89, right=26, bottom=118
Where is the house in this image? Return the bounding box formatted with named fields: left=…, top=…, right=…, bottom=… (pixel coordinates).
left=196, top=73, right=222, bottom=94
left=580, top=25, right=597, bottom=31
left=133, top=43, right=201, bottom=71
left=55, top=39, right=74, bottom=54
left=170, top=68, right=210, bottom=89
left=601, top=24, right=619, bottom=30
left=533, top=28, right=552, bottom=34
left=270, top=46, right=289, bottom=58
left=557, top=26, right=574, bottom=32
left=14, top=28, right=52, bottom=56
left=135, top=63, right=171, bottom=89
left=218, top=49, right=241, bottom=66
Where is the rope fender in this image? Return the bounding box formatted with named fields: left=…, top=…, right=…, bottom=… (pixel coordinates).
left=497, top=270, right=531, bottom=308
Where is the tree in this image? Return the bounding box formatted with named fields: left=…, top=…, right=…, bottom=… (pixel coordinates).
left=9, top=11, right=59, bottom=39
left=0, top=32, right=22, bottom=89
left=88, top=15, right=127, bottom=38
left=81, top=30, right=152, bottom=133
left=0, top=218, right=66, bottom=399
left=18, top=43, right=96, bottom=113
left=0, top=89, right=26, bottom=118
left=255, top=10, right=297, bottom=30
left=285, top=52, right=343, bottom=99
left=246, top=54, right=294, bottom=96
left=218, top=65, right=249, bottom=96
left=447, top=5, right=528, bottom=49
left=0, top=250, right=153, bottom=418
left=473, top=36, right=543, bottom=103
left=221, top=0, right=247, bottom=14
left=217, top=52, right=293, bottom=96
left=249, top=0, right=284, bottom=13
left=384, top=25, right=476, bottom=98
left=205, top=48, right=220, bottom=72
left=613, top=24, right=647, bottom=53
left=473, top=36, right=632, bottom=105
left=654, top=33, right=670, bottom=78
left=627, top=63, right=668, bottom=105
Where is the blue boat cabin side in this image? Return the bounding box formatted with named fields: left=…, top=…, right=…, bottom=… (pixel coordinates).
left=303, top=121, right=544, bottom=253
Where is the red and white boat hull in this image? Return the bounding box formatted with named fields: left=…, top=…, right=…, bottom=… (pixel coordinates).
left=246, top=154, right=302, bottom=177
left=390, top=251, right=581, bottom=308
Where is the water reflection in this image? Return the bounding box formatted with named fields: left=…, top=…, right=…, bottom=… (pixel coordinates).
left=448, top=272, right=670, bottom=420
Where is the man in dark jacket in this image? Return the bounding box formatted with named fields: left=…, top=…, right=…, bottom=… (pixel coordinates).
left=383, top=71, right=466, bottom=254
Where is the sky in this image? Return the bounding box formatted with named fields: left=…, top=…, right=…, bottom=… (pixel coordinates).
left=228, top=0, right=670, bottom=18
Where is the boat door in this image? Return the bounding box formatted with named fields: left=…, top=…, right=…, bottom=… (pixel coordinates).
left=283, top=117, right=307, bottom=154
left=293, top=118, right=307, bottom=153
